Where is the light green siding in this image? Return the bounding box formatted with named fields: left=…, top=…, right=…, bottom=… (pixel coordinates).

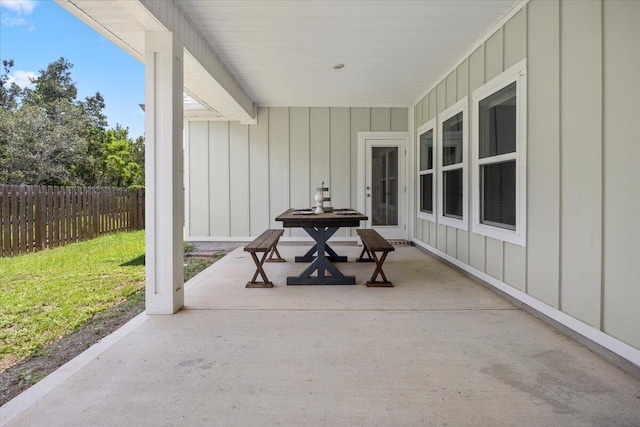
left=485, top=28, right=504, bottom=81
left=445, top=71, right=457, bottom=108
left=350, top=108, right=371, bottom=223
left=456, top=229, right=469, bottom=265
left=559, top=0, right=602, bottom=328
left=437, top=224, right=447, bottom=252
left=526, top=0, right=560, bottom=308
left=504, top=8, right=527, bottom=69
left=602, top=0, right=640, bottom=347
left=485, top=237, right=503, bottom=281
left=469, top=46, right=485, bottom=93
left=310, top=107, right=331, bottom=215
left=456, top=60, right=469, bottom=101
left=187, top=106, right=408, bottom=241
left=446, top=226, right=456, bottom=258
left=504, top=243, right=526, bottom=292
left=268, top=108, right=290, bottom=231
left=330, top=108, right=350, bottom=237
left=415, top=100, right=423, bottom=128
left=229, top=122, right=250, bottom=236
left=421, top=96, right=428, bottom=126
left=209, top=122, right=229, bottom=237
left=428, top=90, right=437, bottom=122
left=436, top=82, right=446, bottom=115
left=391, top=108, right=409, bottom=132
left=249, top=107, right=270, bottom=235
left=469, top=232, right=485, bottom=272
left=187, top=122, right=210, bottom=236
left=289, top=107, right=311, bottom=238
left=371, top=107, right=391, bottom=131
left=409, top=0, right=640, bottom=352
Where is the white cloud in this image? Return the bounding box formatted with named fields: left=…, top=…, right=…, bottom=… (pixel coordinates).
left=7, top=70, right=37, bottom=88
left=0, top=0, right=36, bottom=15
left=1, top=0, right=35, bottom=29
left=1, top=14, right=24, bottom=26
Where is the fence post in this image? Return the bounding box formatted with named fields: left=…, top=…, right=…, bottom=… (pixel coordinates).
left=34, top=186, right=43, bottom=250
left=94, top=189, right=100, bottom=237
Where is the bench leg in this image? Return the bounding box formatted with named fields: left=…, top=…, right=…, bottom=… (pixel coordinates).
left=356, top=246, right=374, bottom=262
left=246, top=251, right=274, bottom=288
left=266, top=240, right=285, bottom=263
left=366, top=251, right=393, bottom=287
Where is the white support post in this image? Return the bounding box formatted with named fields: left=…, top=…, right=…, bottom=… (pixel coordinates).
left=144, top=31, right=185, bottom=314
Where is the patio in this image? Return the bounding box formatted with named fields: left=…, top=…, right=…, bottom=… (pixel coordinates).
left=3, top=244, right=639, bottom=426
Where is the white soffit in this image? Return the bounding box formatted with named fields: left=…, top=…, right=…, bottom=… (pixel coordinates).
left=176, top=0, right=520, bottom=107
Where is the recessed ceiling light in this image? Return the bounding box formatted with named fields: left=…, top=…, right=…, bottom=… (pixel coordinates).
left=332, top=64, right=345, bottom=70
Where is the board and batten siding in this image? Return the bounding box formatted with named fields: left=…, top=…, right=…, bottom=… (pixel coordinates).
left=412, top=0, right=640, bottom=351
left=186, top=106, right=408, bottom=239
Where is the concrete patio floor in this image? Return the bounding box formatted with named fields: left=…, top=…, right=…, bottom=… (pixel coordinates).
left=2, top=244, right=640, bottom=426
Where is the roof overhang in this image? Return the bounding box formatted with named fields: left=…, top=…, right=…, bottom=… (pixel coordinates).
left=55, top=0, right=257, bottom=124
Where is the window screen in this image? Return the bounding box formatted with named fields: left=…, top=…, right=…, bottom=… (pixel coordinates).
left=420, top=173, right=433, bottom=213
left=481, top=161, right=516, bottom=229
left=443, top=168, right=463, bottom=219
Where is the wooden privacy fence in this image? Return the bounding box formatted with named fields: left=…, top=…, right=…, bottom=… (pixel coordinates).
left=0, top=185, right=145, bottom=257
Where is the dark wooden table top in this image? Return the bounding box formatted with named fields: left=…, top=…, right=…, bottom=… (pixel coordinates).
left=275, top=208, right=368, bottom=228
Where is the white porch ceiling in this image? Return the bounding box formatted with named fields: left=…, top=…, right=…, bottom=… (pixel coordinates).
left=57, top=0, right=521, bottom=118
left=177, top=0, right=519, bottom=107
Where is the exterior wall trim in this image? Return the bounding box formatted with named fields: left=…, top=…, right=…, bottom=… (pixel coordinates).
left=411, top=238, right=640, bottom=369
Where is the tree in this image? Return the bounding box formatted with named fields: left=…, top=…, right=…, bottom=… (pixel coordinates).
left=0, top=60, right=21, bottom=110
left=22, top=57, right=78, bottom=109
left=99, top=126, right=143, bottom=188
left=1, top=100, right=87, bottom=185
left=0, top=57, right=145, bottom=187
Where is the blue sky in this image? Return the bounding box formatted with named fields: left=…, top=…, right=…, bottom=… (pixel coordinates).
left=0, top=0, right=145, bottom=139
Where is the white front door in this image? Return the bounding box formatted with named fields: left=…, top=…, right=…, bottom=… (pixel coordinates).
left=358, top=132, right=408, bottom=240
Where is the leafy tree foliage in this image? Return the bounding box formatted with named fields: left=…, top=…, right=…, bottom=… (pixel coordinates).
left=0, top=58, right=144, bottom=187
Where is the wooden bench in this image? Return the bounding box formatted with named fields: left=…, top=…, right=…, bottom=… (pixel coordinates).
left=244, top=229, right=285, bottom=288
left=356, top=229, right=395, bottom=287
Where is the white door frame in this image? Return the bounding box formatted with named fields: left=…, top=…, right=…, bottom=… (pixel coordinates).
left=357, top=132, right=409, bottom=239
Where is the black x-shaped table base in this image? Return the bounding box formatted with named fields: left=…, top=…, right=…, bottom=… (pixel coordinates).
left=287, top=226, right=355, bottom=285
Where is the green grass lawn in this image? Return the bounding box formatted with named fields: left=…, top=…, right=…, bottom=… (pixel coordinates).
left=0, top=231, right=146, bottom=371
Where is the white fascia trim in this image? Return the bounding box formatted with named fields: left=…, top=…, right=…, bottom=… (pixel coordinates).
left=138, top=0, right=255, bottom=121
left=414, top=0, right=530, bottom=105
left=411, top=238, right=640, bottom=368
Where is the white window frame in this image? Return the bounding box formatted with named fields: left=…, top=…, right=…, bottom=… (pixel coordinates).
left=471, top=58, right=527, bottom=246
left=437, top=98, right=468, bottom=231
left=417, top=119, right=436, bottom=222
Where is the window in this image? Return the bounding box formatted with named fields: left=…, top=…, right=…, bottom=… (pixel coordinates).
left=438, top=98, right=468, bottom=230
left=417, top=119, right=436, bottom=221
left=472, top=59, right=526, bottom=246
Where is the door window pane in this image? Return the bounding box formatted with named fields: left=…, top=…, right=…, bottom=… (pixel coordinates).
left=481, top=160, right=516, bottom=229
left=443, top=168, right=463, bottom=219
left=442, top=112, right=463, bottom=166
left=479, top=82, right=516, bottom=159
left=420, top=173, right=433, bottom=213
left=419, top=129, right=433, bottom=171
left=372, top=147, right=399, bottom=226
